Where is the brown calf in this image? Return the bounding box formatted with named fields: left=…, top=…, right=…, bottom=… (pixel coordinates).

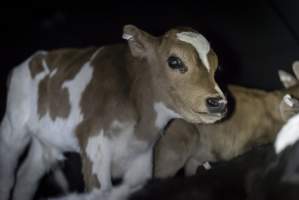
left=155, top=62, right=299, bottom=177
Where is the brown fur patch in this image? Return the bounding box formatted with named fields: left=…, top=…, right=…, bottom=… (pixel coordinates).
left=34, top=47, right=97, bottom=120
left=37, top=76, right=49, bottom=118
left=29, top=52, right=47, bottom=79
left=82, top=154, right=101, bottom=191
left=37, top=75, right=71, bottom=120
left=75, top=45, right=132, bottom=141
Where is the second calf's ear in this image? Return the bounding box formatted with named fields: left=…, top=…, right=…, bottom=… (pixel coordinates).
left=278, top=70, right=297, bottom=88
left=280, top=94, right=299, bottom=121
left=292, top=61, right=299, bottom=80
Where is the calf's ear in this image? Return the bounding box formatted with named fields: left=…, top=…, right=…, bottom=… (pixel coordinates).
left=279, top=94, right=299, bottom=121
left=278, top=70, right=297, bottom=88
left=292, top=61, right=299, bottom=80
left=122, top=25, right=156, bottom=58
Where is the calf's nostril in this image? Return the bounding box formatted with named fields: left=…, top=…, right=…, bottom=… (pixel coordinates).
left=206, top=96, right=227, bottom=114
left=206, top=97, right=222, bottom=108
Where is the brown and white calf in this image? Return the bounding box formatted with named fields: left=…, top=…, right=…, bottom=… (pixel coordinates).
left=154, top=62, right=299, bottom=178
left=0, top=25, right=227, bottom=200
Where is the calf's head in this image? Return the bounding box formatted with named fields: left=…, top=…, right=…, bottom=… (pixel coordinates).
left=279, top=61, right=299, bottom=120
left=123, top=25, right=227, bottom=124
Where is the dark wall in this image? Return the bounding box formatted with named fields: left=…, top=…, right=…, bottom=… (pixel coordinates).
left=1, top=0, right=299, bottom=114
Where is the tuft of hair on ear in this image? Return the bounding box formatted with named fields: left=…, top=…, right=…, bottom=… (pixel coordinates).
left=122, top=24, right=139, bottom=41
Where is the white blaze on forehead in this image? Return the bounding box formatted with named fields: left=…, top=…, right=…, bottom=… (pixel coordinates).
left=275, top=114, right=299, bottom=153
left=154, top=102, right=182, bottom=129
left=176, top=31, right=211, bottom=71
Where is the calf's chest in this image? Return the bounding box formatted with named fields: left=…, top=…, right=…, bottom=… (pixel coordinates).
left=85, top=120, right=150, bottom=179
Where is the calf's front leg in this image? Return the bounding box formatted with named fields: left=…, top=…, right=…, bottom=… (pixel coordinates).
left=93, top=148, right=154, bottom=200
left=47, top=149, right=153, bottom=200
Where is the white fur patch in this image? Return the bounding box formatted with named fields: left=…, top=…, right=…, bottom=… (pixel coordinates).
left=86, top=130, right=112, bottom=189
left=275, top=114, right=299, bottom=153
left=177, top=32, right=211, bottom=71
left=6, top=56, right=36, bottom=129
left=28, top=54, right=94, bottom=152
left=85, top=120, right=148, bottom=190
left=49, top=68, right=58, bottom=78
left=109, top=120, right=148, bottom=179
left=154, top=102, right=181, bottom=129
left=203, top=162, right=212, bottom=170
left=42, top=59, right=50, bottom=74
left=0, top=53, right=47, bottom=200
left=123, top=148, right=152, bottom=187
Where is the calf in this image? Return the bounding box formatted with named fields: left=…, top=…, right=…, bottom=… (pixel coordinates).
left=129, top=96, right=299, bottom=200
left=247, top=112, right=299, bottom=200
left=0, top=25, right=226, bottom=200
left=155, top=62, right=299, bottom=177
left=130, top=144, right=274, bottom=200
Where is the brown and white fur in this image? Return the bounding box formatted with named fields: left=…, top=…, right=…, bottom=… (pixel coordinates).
left=154, top=61, right=299, bottom=178
left=0, top=25, right=227, bottom=200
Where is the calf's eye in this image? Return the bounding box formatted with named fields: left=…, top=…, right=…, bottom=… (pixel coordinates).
left=167, top=56, right=187, bottom=73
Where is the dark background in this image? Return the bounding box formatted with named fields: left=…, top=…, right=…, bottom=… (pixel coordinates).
left=1, top=0, right=299, bottom=197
